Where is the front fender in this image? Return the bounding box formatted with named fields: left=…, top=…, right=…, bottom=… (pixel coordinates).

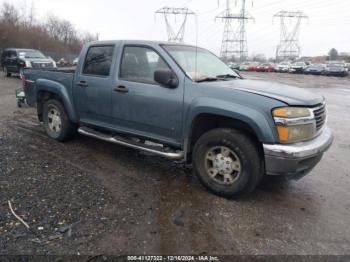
left=184, top=97, right=279, bottom=144
left=36, top=79, right=78, bottom=122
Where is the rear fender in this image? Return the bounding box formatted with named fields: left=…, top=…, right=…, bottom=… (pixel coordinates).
left=36, top=79, right=78, bottom=122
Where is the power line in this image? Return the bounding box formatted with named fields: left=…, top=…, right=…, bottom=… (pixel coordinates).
left=216, top=0, right=254, bottom=62
left=155, top=7, right=195, bottom=42
left=273, top=10, right=308, bottom=61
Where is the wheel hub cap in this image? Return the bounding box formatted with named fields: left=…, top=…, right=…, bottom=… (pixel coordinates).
left=48, top=108, right=62, bottom=132
left=205, top=146, right=241, bottom=185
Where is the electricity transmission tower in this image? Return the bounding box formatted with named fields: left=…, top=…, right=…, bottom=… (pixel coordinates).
left=273, top=11, right=308, bottom=61
left=216, top=0, right=254, bottom=62
left=155, top=7, right=195, bottom=43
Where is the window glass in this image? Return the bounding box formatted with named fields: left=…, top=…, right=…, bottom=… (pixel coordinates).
left=163, top=45, right=238, bottom=81
left=18, top=50, right=46, bottom=59
left=120, top=46, right=170, bottom=84
left=83, top=45, right=114, bottom=76
left=10, top=51, right=17, bottom=58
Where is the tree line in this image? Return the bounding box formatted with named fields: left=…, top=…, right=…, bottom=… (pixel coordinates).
left=0, top=2, right=97, bottom=57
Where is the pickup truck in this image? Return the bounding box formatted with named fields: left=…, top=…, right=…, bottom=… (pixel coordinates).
left=23, top=40, right=334, bottom=198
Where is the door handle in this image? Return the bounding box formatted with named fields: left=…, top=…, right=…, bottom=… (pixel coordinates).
left=77, top=81, right=88, bottom=87
left=114, top=85, right=129, bottom=93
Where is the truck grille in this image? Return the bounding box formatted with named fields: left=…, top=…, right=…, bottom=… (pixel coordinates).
left=31, top=62, right=54, bottom=69
left=312, top=103, right=326, bottom=131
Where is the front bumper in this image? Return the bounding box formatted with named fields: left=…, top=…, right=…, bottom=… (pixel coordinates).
left=263, top=127, right=333, bottom=179
left=290, top=68, right=304, bottom=73
left=326, top=71, right=348, bottom=76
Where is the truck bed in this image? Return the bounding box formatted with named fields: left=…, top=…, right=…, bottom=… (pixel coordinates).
left=24, top=68, right=75, bottom=106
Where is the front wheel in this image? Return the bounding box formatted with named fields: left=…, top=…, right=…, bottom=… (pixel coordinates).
left=3, top=67, right=11, bottom=77
left=43, top=99, right=76, bottom=142
left=193, top=128, right=263, bottom=198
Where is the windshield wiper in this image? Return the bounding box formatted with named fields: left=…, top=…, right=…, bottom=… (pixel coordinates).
left=216, top=74, right=238, bottom=79
left=196, top=77, right=218, bottom=83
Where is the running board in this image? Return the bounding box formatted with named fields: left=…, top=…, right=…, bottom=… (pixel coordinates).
left=78, top=126, right=184, bottom=160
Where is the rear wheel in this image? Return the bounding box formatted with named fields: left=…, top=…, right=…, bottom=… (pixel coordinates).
left=193, top=128, right=263, bottom=198
left=43, top=99, right=76, bottom=142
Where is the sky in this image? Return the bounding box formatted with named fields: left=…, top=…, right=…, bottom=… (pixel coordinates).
left=1, top=0, right=350, bottom=58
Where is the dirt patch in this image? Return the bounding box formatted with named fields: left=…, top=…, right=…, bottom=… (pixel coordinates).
left=0, top=115, right=119, bottom=255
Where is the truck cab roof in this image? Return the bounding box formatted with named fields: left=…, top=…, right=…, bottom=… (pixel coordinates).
left=85, top=40, right=195, bottom=48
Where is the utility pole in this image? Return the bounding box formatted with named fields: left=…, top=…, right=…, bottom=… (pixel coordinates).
left=216, top=0, right=254, bottom=62
left=155, top=7, right=195, bottom=43
left=273, top=11, right=308, bottom=61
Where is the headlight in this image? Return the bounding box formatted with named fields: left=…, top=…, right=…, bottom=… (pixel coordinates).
left=273, top=107, right=315, bottom=143
left=273, top=107, right=311, bottom=118
left=276, top=124, right=315, bottom=143
left=25, top=61, right=32, bottom=68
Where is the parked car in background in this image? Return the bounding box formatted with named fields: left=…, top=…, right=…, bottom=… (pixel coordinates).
left=23, top=40, right=333, bottom=198
left=275, top=61, right=291, bottom=73
left=228, top=62, right=240, bottom=70
left=73, top=57, right=79, bottom=66
left=290, top=62, right=307, bottom=74
left=239, top=62, right=251, bottom=71
left=57, top=58, right=69, bottom=67
left=325, top=63, right=349, bottom=77
left=304, top=63, right=326, bottom=75
left=247, top=62, right=260, bottom=72
left=1, top=48, right=56, bottom=78
left=256, top=63, right=275, bottom=72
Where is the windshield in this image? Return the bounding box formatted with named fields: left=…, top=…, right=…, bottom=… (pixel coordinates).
left=163, top=45, right=239, bottom=82
left=19, top=50, right=46, bottom=59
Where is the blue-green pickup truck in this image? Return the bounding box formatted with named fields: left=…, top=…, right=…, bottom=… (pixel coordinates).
left=23, top=40, right=333, bottom=198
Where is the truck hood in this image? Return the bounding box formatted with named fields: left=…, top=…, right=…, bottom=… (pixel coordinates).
left=204, top=79, right=324, bottom=106
left=25, top=58, right=53, bottom=63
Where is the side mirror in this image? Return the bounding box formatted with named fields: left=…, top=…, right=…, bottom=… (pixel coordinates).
left=154, top=69, right=178, bottom=88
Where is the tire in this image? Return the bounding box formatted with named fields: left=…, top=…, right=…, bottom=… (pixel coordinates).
left=193, top=128, right=263, bottom=198
left=43, top=99, right=76, bottom=142
left=3, top=67, right=11, bottom=77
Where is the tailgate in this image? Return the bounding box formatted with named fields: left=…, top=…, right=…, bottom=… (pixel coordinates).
left=22, top=70, right=37, bottom=106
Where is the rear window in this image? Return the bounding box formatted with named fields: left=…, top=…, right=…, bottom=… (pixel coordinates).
left=83, top=45, right=114, bottom=76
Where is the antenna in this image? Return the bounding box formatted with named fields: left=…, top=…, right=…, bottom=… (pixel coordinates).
left=155, top=7, right=195, bottom=43
left=273, top=11, right=308, bottom=61
left=216, top=0, right=254, bottom=62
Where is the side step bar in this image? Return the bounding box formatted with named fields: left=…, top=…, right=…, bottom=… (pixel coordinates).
left=78, top=126, right=184, bottom=160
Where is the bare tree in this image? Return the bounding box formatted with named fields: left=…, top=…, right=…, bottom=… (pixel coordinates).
left=0, top=3, right=20, bottom=25
left=0, top=2, right=98, bottom=56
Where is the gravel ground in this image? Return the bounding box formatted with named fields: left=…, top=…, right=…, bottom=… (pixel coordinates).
left=0, top=72, right=349, bottom=256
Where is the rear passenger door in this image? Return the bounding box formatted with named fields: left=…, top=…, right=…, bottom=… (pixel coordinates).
left=74, top=45, right=116, bottom=124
